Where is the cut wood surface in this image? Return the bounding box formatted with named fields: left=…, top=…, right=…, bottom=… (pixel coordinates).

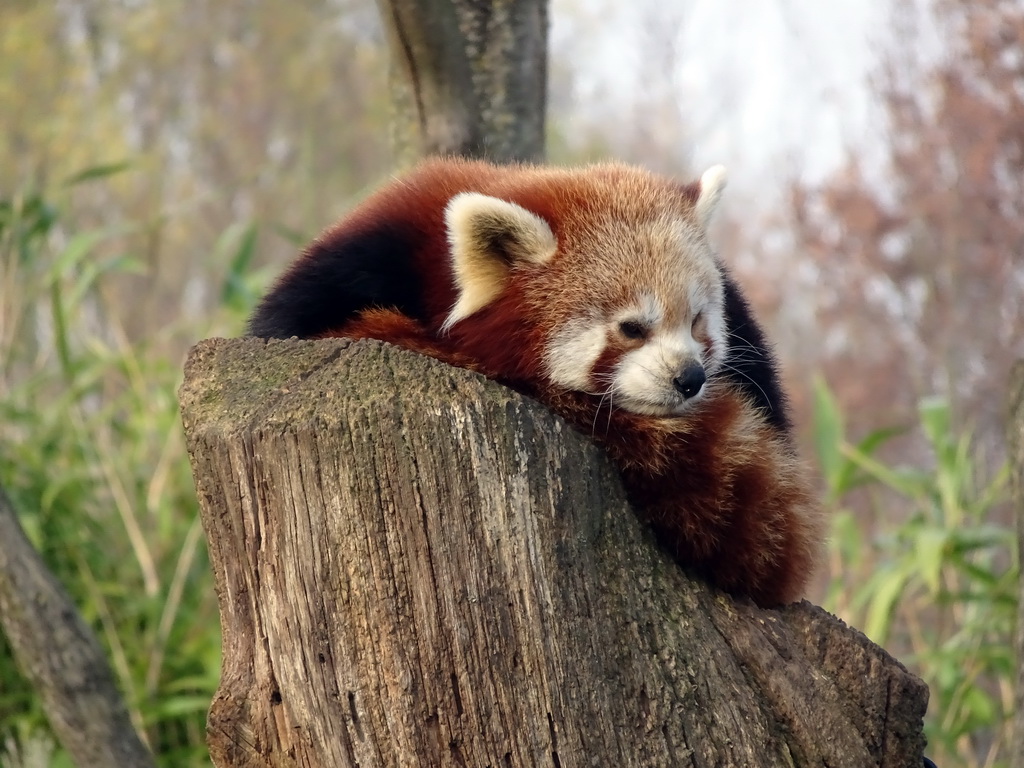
left=179, top=336, right=928, bottom=767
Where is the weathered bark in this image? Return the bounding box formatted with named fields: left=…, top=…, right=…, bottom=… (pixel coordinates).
left=179, top=337, right=928, bottom=767
left=0, top=486, right=156, bottom=768
left=377, top=0, right=548, bottom=164
left=1009, top=361, right=1024, bottom=768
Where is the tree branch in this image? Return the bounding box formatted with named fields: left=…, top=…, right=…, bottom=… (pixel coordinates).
left=0, top=486, right=156, bottom=767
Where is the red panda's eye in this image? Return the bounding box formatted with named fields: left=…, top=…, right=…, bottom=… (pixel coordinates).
left=618, top=320, right=648, bottom=340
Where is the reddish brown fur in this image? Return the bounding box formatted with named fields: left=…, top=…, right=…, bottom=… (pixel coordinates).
left=303, top=158, right=823, bottom=606
left=304, top=159, right=709, bottom=333
left=335, top=308, right=822, bottom=607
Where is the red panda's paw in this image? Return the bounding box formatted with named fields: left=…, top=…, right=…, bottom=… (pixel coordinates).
left=728, top=450, right=824, bottom=607
left=692, top=402, right=825, bottom=607
left=327, top=309, right=483, bottom=373
left=598, top=388, right=824, bottom=607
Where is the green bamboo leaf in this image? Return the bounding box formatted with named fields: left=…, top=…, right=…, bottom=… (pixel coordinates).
left=960, top=686, right=998, bottom=729
left=840, top=425, right=904, bottom=491
left=68, top=255, right=145, bottom=309
left=829, top=509, right=863, bottom=565
left=950, top=559, right=1002, bottom=589
left=62, top=161, right=132, bottom=186
left=863, top=565, right=911, bottom=643
left=811, top=375, right=845, bottom=498
left=918, top=396, right=951, bottom=450
left=146, top=695, right=212, bottom=719
left=216, top=221, right=259, bottom=309
left=949, top=525, right=1015, bottom=553
left=840, top=442, right=930, bottom=499
left=48, top=230, right=109, bottom=281
left=913, top=527, right=948, bottom=594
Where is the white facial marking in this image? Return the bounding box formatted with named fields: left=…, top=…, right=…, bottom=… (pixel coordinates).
left=702, top=303, right=727, bottom=375
left=544, top=317, right=607, bottom=391
left=544, top=286, right=725, bottom=417
left=686, top=279, right=725, bottom=375
left=615, top=320, right=708, bottom=415
left=606, top=269, right=725, bottom=415
left=614, top=292, right=662, bottom=332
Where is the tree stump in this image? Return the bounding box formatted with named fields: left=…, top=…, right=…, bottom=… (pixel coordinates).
left=179, top=337, right=929, bottom=767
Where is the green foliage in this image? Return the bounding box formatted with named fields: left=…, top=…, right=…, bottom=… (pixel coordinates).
left=2, top=164, right=1017, bottom=766
left=0, top=172, right=262, bottom=766
left=815, top=377, right=1016, bottom=768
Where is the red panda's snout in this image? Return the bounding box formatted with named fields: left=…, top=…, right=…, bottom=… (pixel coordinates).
left=542, top=310, right=723, bottom=417
left=613, top=339, right=713, bottom=416
left=672, top=362, right=706, bottom=399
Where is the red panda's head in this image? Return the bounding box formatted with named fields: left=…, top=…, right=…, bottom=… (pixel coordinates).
left=441, top=164, right=729, bottom=417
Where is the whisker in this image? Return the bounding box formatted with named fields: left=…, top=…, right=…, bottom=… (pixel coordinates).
left=721, top=354, right=762, bottom=366
left=591, top=383, right=617, bottom=437
left=724, top=330, right=764, bottom=354
left=715, top=360, right=772, bottom=408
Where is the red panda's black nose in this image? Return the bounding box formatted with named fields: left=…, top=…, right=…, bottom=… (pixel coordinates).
left=673, top=363, right=706, bottom=399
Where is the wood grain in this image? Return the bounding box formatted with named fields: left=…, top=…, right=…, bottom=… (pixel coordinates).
left=179, top=336, right=928, bottom=767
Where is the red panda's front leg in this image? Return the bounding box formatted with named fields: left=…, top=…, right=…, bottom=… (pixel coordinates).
left=592, top=387, right=823, bottom=607
left=325, top=309, right=485, bottom=374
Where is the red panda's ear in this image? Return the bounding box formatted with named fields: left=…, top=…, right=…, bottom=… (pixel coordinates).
left=694, top=165, right=727, bottom=228
left=443, top=193, right=557, bottom=330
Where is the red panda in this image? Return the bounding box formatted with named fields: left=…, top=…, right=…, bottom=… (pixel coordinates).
left=249, top=158, right=824, bottom=607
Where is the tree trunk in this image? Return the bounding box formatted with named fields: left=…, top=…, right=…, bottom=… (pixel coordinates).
left=1008, top=361, right=1024, bottom=768
left=0, top=487, right=156, bottom=768
left=179, top=337, right=928, bottom=767
left=377, top=0, right=548, bottom=164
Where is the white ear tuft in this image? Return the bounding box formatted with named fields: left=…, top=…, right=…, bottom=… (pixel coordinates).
left=695, top=165, right=727, bottom=227
left=442, top=193, right=557, bottom=331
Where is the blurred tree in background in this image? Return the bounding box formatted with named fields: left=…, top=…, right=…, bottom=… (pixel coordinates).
left=1, top=0, right=390, bottom=348
left=750, top=2, right=1022, bottom=764
left=0, top=0, right=1019, bottom=766
left=784, top=0, right=1024, bottom=446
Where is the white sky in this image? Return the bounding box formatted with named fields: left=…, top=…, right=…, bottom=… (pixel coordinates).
left=678, top=0, right=888, bottom=182
left=551, top=0, right=912, bottom=191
